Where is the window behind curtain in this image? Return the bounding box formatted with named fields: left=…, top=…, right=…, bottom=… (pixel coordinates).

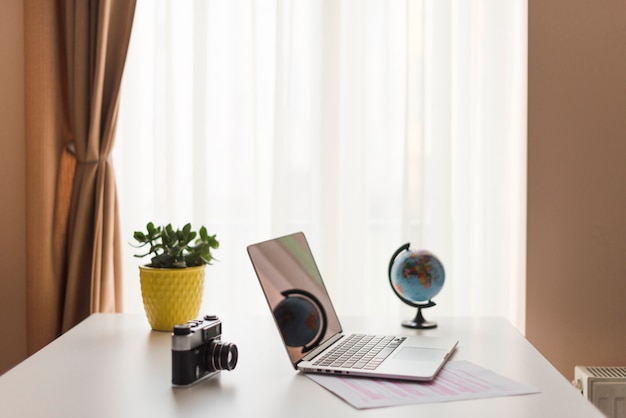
left=114, top=0, right=527, bottom=331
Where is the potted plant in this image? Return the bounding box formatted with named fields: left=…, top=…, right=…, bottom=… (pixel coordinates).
left=132, top=222, right=219, bottom=331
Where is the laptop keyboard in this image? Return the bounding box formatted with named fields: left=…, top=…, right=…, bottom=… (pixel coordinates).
left=312, top=334, right=406, bottom=370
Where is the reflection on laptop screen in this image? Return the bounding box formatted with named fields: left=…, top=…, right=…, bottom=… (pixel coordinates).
left=247, top=232, right=342, bottom=366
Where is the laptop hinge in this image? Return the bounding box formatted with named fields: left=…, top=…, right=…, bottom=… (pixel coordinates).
left=300, top=333, right=344, bottom=363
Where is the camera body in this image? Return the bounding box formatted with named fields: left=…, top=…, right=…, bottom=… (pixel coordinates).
left=171, top=315, right=238, bottom=387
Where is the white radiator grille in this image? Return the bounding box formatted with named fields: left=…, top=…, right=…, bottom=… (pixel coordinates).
left=574, top=366, right=626, bottom=418
left=588, top=367, right=626, bottom=379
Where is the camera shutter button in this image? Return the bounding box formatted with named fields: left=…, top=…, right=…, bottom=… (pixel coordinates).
left=173, top=324, right=192, bottom=335
left=204, top=315, right=219, bottom=321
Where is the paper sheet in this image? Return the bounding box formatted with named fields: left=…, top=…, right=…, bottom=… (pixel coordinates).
left=306, top=361, right=540, bottom=409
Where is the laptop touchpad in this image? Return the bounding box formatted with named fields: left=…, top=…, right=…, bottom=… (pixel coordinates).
left=394, top=347, right=447, bottom=362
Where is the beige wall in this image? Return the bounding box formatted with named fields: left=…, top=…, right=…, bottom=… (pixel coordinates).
left=0, top=0, right=27, bottom=374
left=527, top=0, right=626, bottom=380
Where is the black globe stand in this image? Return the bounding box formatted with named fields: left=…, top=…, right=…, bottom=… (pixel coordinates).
left=389, top=243, right=442, bottom=330
left=402, top=300, right=437, bottom=329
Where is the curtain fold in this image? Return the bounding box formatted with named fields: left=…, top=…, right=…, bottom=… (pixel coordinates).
left=24, top=0, right=136, bottom=354
left=25, top=0, right=66, bottom=354
left=57, top=0, right=135, bottom=331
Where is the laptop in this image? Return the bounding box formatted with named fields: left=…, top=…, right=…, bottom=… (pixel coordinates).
left=247, top=232, right=458, bottom=381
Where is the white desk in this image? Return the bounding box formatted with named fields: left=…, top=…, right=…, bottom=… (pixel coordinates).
left=0, top=314, right=603, bottom=417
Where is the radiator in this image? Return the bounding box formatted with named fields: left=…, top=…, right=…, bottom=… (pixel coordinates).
left=573, top=366, right=626, bottom=418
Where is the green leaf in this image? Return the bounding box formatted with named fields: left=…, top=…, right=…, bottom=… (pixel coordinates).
left=133, top=231, right=147, bottom=242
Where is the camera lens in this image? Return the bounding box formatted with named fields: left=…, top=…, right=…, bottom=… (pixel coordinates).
left=205, top=340, right=238, bottom=372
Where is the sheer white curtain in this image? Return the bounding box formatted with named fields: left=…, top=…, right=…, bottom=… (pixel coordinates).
left=115, top=0, right=527, bottom=330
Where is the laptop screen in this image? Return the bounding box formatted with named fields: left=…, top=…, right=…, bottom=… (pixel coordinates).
left=247, top=232, right=342, bottom=366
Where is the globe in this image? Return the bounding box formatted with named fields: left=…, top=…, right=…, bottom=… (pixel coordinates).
left=273, top=295, right=321, bottom=348
left=388, top=244, right=445, bottom=329
left=390, top=249, right=445, bottom=304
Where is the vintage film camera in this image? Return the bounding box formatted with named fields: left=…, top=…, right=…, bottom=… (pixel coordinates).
left=171, top=315, right=238, bottom=387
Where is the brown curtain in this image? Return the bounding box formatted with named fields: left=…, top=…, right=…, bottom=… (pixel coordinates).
left=24, top=0, right=136, bottom=353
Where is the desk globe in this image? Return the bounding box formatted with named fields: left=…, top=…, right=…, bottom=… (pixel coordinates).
left=272, top=289, right=327, bottom=353
left=388, top=243, right=445, bottom=329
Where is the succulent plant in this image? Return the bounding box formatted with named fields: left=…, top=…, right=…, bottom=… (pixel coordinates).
left=132, top=222, right=219, bottom=268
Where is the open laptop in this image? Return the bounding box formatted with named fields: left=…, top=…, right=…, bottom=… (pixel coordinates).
left=247, top=232, right=458, bottom=381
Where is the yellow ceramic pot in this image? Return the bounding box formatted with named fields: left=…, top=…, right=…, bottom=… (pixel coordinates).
left=139, top=265, right=205, bottom=331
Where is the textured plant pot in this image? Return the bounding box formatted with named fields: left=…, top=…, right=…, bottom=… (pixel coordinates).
left=139, top=265, right=205, bottom=331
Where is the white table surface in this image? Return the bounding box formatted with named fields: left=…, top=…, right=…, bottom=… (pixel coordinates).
left=0, top=313, right=603, bottom=418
